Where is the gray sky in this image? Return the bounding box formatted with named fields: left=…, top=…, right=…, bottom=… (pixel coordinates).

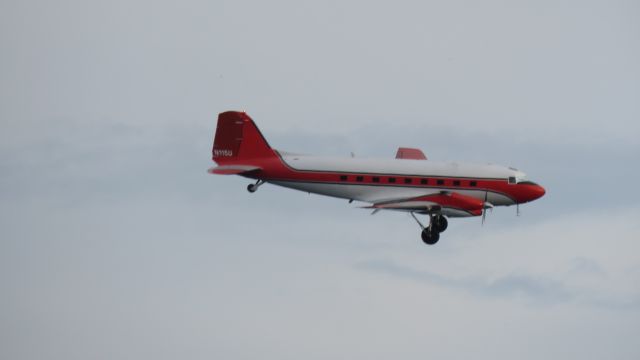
left=1, top=0, right=639, bottom=359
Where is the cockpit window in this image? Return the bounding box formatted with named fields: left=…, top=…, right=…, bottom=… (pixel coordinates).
left=508, top=176, right=517, bottom=184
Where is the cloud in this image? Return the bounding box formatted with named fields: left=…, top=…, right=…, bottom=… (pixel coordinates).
left=2, top=0, right=640, bottom=359
left=568, top=257, right=607, bottom=277
left=358, top=259, right=574, bottom=305
left=355, top=207, right=640, bottom=311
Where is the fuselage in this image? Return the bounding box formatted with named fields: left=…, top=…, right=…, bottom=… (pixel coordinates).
left=244, top=151, right=545, bottom=217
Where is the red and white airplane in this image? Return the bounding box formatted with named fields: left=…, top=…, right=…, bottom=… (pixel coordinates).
left=209, top=111, right=545, bottom=245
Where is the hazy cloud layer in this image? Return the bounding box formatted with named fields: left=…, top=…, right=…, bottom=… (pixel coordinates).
left=1, top=1, right=639, bottom=359
left=357, top=206, right=640, bottom=309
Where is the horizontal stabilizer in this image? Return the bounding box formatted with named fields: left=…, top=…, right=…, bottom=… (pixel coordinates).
left=395, top=147, right=427, bottom=160
left=207, top=165, right=261, bottom=175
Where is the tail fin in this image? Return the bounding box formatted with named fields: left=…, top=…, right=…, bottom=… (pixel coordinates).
left=212, top=111, right=276, bottom=164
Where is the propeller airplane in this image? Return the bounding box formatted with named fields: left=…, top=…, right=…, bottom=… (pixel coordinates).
left=209, top=111, right=545, bottom=245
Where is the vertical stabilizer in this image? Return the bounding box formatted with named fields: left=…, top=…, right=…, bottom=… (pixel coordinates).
left=212, top=111, right=276, bottom=164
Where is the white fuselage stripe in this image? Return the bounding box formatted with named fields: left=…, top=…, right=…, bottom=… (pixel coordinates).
left=278, top=153, right=524, bottom=180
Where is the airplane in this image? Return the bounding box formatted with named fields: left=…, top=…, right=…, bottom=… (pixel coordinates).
left=209, top=111, right=545, bottom=245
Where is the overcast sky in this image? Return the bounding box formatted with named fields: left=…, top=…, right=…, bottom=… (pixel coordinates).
left=1, top=0, right=639, bottom=359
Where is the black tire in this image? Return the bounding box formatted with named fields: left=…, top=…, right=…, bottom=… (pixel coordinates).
left=421, top=229, right=440, bottom=245
left=247, top=184, right=257, bottom=193
left=435, top=216, right=448, bottom=233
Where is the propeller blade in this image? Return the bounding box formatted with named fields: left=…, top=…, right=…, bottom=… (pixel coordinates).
left=482, top=191, right=488, bottom=226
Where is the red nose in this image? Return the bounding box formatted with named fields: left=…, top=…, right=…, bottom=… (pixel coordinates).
left=516, top=181, right=545, bottom=203
left=531, top=184, right=546, bottom=200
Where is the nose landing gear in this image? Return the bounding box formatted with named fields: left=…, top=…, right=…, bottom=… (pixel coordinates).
left=411, top=212, right=447, bottom=245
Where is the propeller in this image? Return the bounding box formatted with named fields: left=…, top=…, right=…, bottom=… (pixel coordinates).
left=482, top=191, right=494, bottom=226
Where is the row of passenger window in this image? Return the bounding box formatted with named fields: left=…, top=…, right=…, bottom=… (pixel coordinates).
left=339, top=175, right=477, bottom=187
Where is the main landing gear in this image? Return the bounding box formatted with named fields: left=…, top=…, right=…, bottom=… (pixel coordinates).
left=411, top=213, right=448, bottom=245
left=247, top=180, right=265, bottom=193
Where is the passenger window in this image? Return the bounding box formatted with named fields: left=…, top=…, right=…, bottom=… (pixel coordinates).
left=420, top=179, right=428, bottom=185
left=356, top=176, right=364, bottom=182
left=372, top=177, right=380, bottom=183
left=404, top=178, right=412, bottom=184
left=388, top=177, right=396, bottom=183
left=470, top=181, right=477, bottom=187
left=340, top=175, right=348, bottom=181
left=436, top=179, right=444, bottom=185
left=453, top=180, right=460, bottom=186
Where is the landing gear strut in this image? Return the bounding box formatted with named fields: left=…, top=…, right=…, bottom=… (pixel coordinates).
left=411, top=213, right=447, bottom=245
left=247, top=180, right=265, bottom=193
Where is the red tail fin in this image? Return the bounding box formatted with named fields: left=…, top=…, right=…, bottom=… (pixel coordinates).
left=212, top=111, right=276, bottom=164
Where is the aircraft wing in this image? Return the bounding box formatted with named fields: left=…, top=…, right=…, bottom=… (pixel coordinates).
left=207, top=165, right=261, bottom=175
left=363, top=192, right=486, bottom=217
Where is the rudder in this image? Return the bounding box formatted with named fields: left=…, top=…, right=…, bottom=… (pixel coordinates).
left=212, top=111, right=276, bottom=164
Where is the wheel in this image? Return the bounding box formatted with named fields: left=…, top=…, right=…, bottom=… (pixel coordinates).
left=421, top=228, right=440, bottom=245
left=434, top=215, right=448, bottom=233
left=247, top=184, right=257, bottom=193
left=421, top=229, right=439, bottom=245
